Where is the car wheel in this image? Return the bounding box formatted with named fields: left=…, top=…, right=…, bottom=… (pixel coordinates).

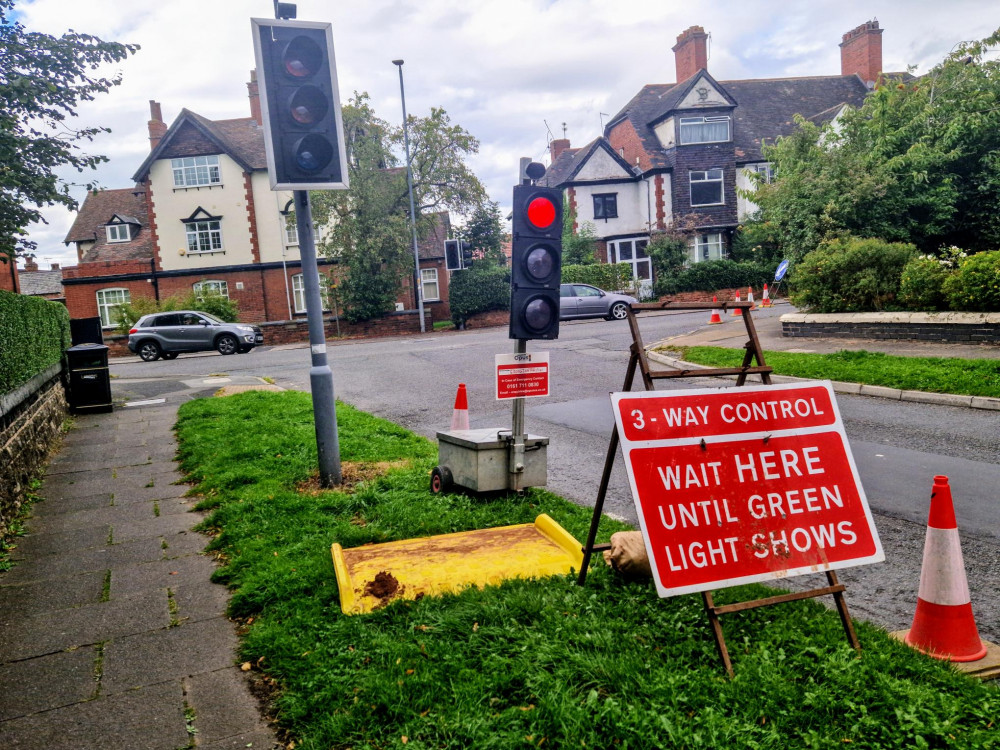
left=216, top=334, right=238, bottom=355
left=138, top=340, right=161, bottom=362
left=161, top=352, right=179, bottom=360
left=608, top=302, right=629, bottom=320
left=430, top=465, right=453, bottom=494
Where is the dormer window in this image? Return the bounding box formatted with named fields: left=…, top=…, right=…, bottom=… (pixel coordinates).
left=106, top=224, right=131, bottom=243
left=679, top=115, right=731, bottom=145
left=172, top=155, right=221, bottom=187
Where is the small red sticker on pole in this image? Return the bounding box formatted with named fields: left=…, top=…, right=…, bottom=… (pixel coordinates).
left=496, top=352, right=549, bottom=400
left=611, top=382, right=883, bottom=597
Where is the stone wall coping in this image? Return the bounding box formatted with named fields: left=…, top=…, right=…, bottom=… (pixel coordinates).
left=781, top=312, right=1000, bottom=325
left=1, top=362, right=63, bottom=421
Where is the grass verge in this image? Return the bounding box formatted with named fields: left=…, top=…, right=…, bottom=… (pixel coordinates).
left=660, top=346, right=1000, bottom=399
left=176, top=391, right=998, bottom=749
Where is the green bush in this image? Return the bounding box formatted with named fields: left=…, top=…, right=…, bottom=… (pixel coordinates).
left=899, top=256, right=951, bottom=311
left=657, top=260, right=779, bottom=297
left=449, top=264, right=510, bottom=327
left=0, top=290, right=71, bottom=394
left=942, top=250, right=1000, bottom=312
left=562, top=262, right=634, bottom=293
left=789, top=237, right=918, bottom=313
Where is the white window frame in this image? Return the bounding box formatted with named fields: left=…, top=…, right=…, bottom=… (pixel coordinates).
left=421, top=268, right=440, bottom=302
left=284, top=218, right=325, bottom=247
left=291, top=273, right=330, bottom=313
left=171, top=155, right=222, bottom=188
left=193, top=280, right=229, bottom=300
left=185, top=220, right=224, bottom=254
left=690, top=168, right=725, bottom=207
left=106, top=224, right=131, bottom=243
left=96, top=287, right=131, bottom=328
left=689, top=233, right=726, bottom=264
left=746, top=163, right=774, bottom=183
left=679, top=115, right=731, bottom=145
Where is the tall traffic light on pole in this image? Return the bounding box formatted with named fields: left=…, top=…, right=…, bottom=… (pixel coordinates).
left=252, top=18, right=349, bottom=190
left=510, top=179, right=562, bottom=340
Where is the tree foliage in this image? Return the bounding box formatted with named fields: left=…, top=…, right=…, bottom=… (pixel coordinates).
left=459, top=200, right=506, bottom=266
left=561, top=203, right=599, bottom=266
left=748, top=28, right=1000, bottom=260
left=0, top=1, right=138, bottom=263
left=309, top=93, right=486, bottom=321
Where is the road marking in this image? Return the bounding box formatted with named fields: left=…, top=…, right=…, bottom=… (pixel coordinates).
left=124, top=398, right=166, bottom=407
left=202, top=378, right=232, bottom=384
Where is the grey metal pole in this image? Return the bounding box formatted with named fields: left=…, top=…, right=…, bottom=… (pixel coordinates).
left=393, top=59, right=426, bottom=333
left=294, top=190, right=342, bottom=487
left=508, top=339, right=526, bottom=491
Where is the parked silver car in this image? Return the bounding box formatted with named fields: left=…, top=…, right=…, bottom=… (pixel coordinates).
left=559, top=284, right=637, bottom=321
left=127, top=311, right=263, bottom=361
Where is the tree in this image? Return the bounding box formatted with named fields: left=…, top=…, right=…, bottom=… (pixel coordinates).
left=459, top=200, right=505, bottom=266
left=309, top=93, right=486, bottom=321
left=748, top=27, right=1000, bottom=260
left=0, top=1, right=138, bottom=264
left=561, top=203, right=599, bottom=265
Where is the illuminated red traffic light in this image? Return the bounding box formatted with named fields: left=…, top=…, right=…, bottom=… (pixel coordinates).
left=527, top=196, right=557, bottom=231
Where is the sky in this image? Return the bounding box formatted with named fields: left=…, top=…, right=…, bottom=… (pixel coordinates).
left=13, top=0, right=999, bottom=270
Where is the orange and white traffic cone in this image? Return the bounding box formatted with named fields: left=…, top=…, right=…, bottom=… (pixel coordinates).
left=731, top=290, right=742, bottom=316
left=904, top=475, right=987, bottom=662
left=747, top=286, right=756, bottom=310
left=761, top=283, right=772, bottom=307
left=451, top=383, right=470, bottom=431
left=708, top=296, right=723, bottom=325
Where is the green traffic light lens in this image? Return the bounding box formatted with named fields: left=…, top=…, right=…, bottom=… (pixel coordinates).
left=294, top=134, right=334, bottom=173
left=289, top=86, right=329, bottom=125
left=525, top=245, right=555, bottom=282
left=283, top=36, right=323, bottom=78
left=523, top=297, right=555, bottom=333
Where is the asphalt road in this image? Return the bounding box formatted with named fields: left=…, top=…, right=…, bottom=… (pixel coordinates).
left=108, top=309, right=999, bottom=643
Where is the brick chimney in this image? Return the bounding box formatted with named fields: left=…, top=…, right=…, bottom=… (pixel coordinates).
left=840, top=20, right=883, bottom=87
left=672, top=26, right=709, bottom=83
left=549, top=138, right=571, bottom=163
left=23, top=256, right=38, bottom=272
left=50, top=263, right=60, bottom=271
left=248, top=70, right=262, bottom=125
left=148, top=100, right=167, bottom=150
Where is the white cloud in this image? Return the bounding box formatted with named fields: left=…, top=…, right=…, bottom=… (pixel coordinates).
left=13, top=0, right=998, bottom=269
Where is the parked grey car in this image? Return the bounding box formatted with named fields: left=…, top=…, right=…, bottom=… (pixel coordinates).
left=127, top=311, right=263, bottom=361
left=559, top=284, right=638, bottom=321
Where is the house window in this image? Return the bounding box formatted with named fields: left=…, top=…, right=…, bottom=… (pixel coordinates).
left=106, top=224, right=131, bottom=243
left=193, top=280, right=229, bottom=299
left=679, top=116, right=731, bottom=145
left=690, top=169, right=724, bottom=206
left=593, top=193, right=618, bottom=221
left=185, top=220, right=223, bottom=254
left=96, top=288, right=130, bottom=328
left=746, top=163, right=774, bottom=183
left=284, top=218, right=325, bottom=246
left=689, top=233, right=725, bottom=264
left=421, top=268, right=440, bottom=302
left=291, top=273, right=330, bottom=313
left=171, top=155, right=221, bottom=187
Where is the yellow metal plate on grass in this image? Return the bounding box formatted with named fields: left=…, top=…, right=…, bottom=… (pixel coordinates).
left=331, top=514, right=584, bottom=615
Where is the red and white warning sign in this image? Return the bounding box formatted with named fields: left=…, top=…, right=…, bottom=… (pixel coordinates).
left=496, top=352, right=549, bottom=400
left=611, top=382, right=883, bottom=597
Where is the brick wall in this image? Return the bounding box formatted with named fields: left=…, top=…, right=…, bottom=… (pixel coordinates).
left=670, top=138, right=738, bottom=228
left=608, top=120, right=652, bottom=173
left=782, top=313, right=1000, bottom=345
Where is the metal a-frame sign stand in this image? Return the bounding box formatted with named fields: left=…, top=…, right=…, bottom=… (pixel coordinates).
left=576, top=299, right=861, bottom=676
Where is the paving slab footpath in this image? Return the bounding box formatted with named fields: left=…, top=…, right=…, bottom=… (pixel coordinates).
left=0, top=404, right=278, bottom=750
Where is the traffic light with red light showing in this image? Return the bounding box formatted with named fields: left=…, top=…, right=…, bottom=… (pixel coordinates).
left=510, top=183, right=562, bottom=340
left=252, top=18, right=349, bottom=191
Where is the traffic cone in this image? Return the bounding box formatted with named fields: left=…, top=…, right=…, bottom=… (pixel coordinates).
left=731, top=290, right=742, bottom=316
left=708, top=296, right=723, bottom=325
left=450, top=383, right=470, bottom=431
left=904, top=475, right=987, bottom=662
left=747, top=286, right=756, bottom=310
left=761, top=283, right=772, bottom=307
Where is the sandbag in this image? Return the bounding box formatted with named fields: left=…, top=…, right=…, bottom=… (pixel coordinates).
left=602, top=531, right=652, bottom=579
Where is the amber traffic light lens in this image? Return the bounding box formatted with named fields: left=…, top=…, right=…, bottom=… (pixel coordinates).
left=288, top=86, right=329, bottom=125
left=525, top=245, right=555, bottom=282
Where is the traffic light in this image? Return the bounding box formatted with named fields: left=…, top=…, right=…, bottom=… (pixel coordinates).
left=445, top=239, right=462, bottom=271
left=252, top=18, right=349, bottom=191
left=509, top=183, right=562, bottom=340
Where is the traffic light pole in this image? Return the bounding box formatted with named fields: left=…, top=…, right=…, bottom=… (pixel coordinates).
left=294, top=190, right=342, bottom=487
left=508, top=339, right=527, bottom=492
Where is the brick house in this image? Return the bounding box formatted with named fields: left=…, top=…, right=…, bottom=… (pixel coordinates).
left=61, top=76, right=454, bottom=329
left=17, top=258, right=64, bottom=302
left=542, top=20, right=887, bottom=297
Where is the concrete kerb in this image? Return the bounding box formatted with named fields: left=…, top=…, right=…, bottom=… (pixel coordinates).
left=645, top=349, right=1000, bottom=411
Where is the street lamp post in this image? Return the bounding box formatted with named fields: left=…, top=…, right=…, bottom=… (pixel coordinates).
left=392, top=59, right=426, bottom=333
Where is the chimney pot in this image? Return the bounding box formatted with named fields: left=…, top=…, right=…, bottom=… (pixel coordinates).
left=24, top=257, right=38, bottom=272
left=248, top=70, right=262, bottom=126
left=549, top=138, right=571, bottom=163
left=50, top=263, right=60, bottom=271
left=148, top=100, right=167, bottom=151
left=672, top=25, right=709, bottom=83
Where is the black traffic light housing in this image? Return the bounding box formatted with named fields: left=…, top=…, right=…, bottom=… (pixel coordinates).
left=445, top=240, right=475, bottom=271
left=252, top=18, right=349, bottom=191
left=509, top=182, right=562, bottom=340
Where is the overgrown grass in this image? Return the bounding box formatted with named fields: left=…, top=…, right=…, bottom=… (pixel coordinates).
left=663, top=346, right=1000, bottom=399
left=175, top=391, right=998, bottom=749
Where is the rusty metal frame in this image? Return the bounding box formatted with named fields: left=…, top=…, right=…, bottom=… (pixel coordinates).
left=576, top=299, right=861, bottom=676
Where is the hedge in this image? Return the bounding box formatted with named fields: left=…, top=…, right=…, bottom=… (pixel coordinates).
left=656, top=259, right=779, bottom=296
left=562, top=262, right=634, bottom=292
left=449, top=264, right=510, bottom=326
left=0, top=290, right=71, bottom=395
